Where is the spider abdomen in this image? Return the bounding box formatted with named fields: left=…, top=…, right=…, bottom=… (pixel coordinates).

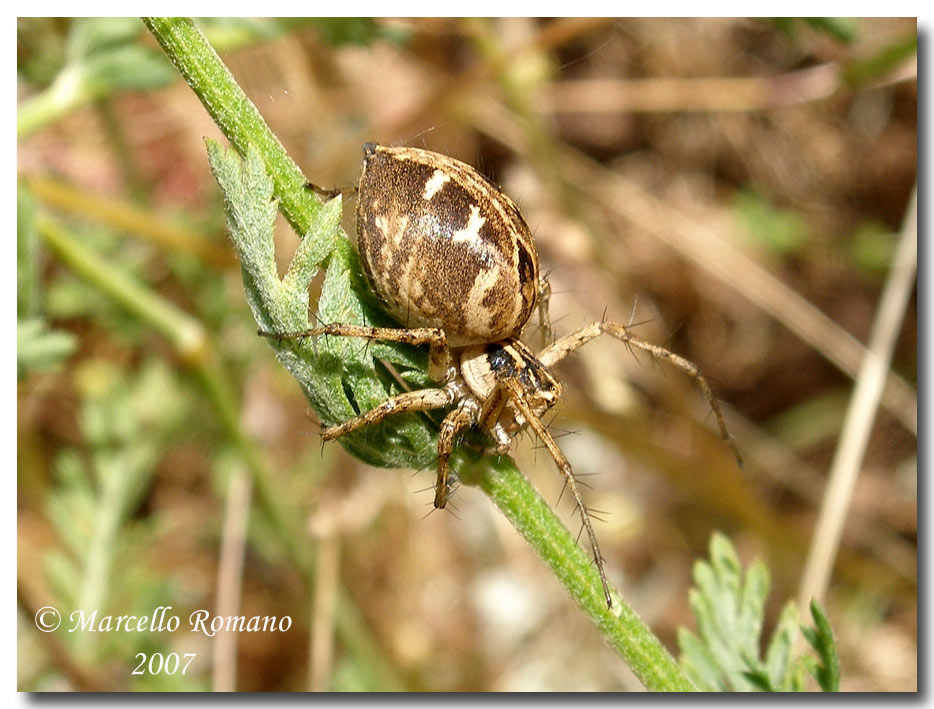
left=356, top=144, right=539, bottom=347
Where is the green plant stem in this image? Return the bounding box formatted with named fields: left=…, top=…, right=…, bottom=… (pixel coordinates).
left=36, top=214, right=206, bottom=359
left=17, top=66, right=88, bottom=139
left=142, top=17, right=317, bottom=238
left=26, top=175, right=235, bottom=267
left=463, top=456, right=696, bottom=692
left=35, top=213, right=404, bottom=690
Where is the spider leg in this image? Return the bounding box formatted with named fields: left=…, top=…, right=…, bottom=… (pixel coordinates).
left=535, top=274, right=554, bottom=346
left=258, top=323, right=453, bottom=382
left=320, top=387, right=453, bottom=441
left=504, top=378, right=614, bottom=610
left=434, top=405, right=476, bottom=509
left=538, top=321, right=742, bottom=468
left=304, top=182, right=356, bottom=200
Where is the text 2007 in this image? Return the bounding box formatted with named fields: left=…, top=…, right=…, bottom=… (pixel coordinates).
left=132, top=652, right=196, bottom=676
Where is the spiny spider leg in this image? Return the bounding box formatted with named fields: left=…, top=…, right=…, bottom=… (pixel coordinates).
left=318, top=387, right=453, bottom=441
left=536, top=275, right=554, bottom=345
left=434, top=405, right=476, bottom=509
left=258, top=323, right=453, bottom=381
left=503, top=378, right=614, bottom=610
left=303, top=182, right=356, bottom=200
left=538, top=321, right=743, bottom=468
left=261, top=320, right=482, bottom=512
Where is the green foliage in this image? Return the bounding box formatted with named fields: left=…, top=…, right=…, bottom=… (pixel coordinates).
left=42, top=358, right=201, bottom=689
left=194, top=18, right=405, bottom=52
left=848, top=222, right=899, bottom=279
left=17, top=18, right=69, bottom=85
left=18, top=186, right=39, bottom=318
left=17, top=18, right=174, bottom=137
left=771, top=18, right=859, bottom=44
left=308, top=18, right=410, bottom=47
left=64, top=17, right=175, bottom=93
left=764, top=389, right=849, bottom=451
left=17, top=319, right=77, bottom=378
left=734, top=188, right=811, bottom=256
left=207, top=141, right=437, bottom=471
left=18, top=186, right=77, bottom=377
left=196, top=17, right=291, bottom=51
left=678, top=532, right=840, bottom=691
left=801, top=600, right=841, bottom=692
left=843, top=34, right=918, bottom=87
left=802, top=18, right=859, bottom=43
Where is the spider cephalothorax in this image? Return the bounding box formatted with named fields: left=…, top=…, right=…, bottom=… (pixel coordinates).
left=262, top=144, right=740, bottom=609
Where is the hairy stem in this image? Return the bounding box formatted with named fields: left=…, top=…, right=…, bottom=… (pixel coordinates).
left=462, top=455, right=695, bottom=691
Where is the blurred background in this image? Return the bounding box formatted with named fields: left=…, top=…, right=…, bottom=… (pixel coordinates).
left=17, top=18, right=916, bottom=691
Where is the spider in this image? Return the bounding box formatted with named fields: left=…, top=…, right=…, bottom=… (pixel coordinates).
left=261, top=143, right=740, bottom=609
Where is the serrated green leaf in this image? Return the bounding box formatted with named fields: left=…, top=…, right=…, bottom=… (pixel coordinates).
left=742, top=667, right=776, bottom=692
left=678, top=626, right=724, bottom=691
left=283, top=195, right=341, bottom=295
left=44, top=550, right=81, bottom=609
left=209, top=142, right=439, bottom=472
left=207, top=141, right=281, bottom=327
left=738, top=560, right=769, bottom=656
left=764, top=601, right=799, bottom=690
left=803, top=599, right=840, bottom=691
left=680, top=534, right=841, bottom=692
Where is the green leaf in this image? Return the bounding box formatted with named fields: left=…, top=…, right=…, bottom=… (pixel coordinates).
left=770, top=18, right=858, bottom=44
left=206, top=139, right=282, bottom=330
left=309, top=18, right=406, bottom=46
left=679, top=533, right=841, bottom=692
left=764, top=601, right=802, bottom=690
left=802, top=599, right=840, bottom=691
left=18, top=18, right=174, bottom=138
left=208, top=141, right=437, bottom=471
left=683, top=532, right=763, bottom=691
left=83, top=44, right=176, bottom=93
left=678, top=625, right=723, bottom=691
left=843, top=34, right=917, bottom=87
left=197, top=17, right=291, bottom=51
left=804, top=18, right=859, bottom=43
left=17, top=318, right=77, bottom=378
left=66, top=17, right=145, bottom=61
left=734, top=188, right=811, bottom=256
left=67, top=18, right=174, bottom=92
left=848, top=222, right=898, bottom=278
left=18, top=186, right=39, bottom=319
left=41, top=358, right=195, bottom=679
